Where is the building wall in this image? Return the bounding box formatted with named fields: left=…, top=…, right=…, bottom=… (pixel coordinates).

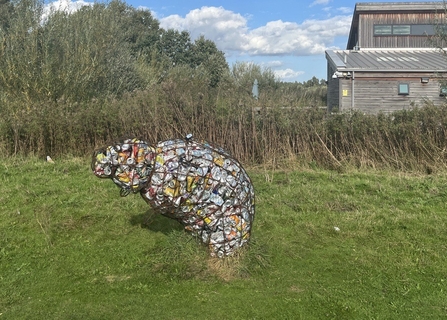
left=327, top=63, right=340, bottom=111
left=339, top=79, right=353, bottom=110
left=329, top=4, right=447, bottom=113
left=358, top=12, right=445, bottom=48
left=337, top=72, right=446, bottom=114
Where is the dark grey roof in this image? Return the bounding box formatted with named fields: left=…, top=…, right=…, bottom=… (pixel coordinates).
left=354, top=2, right=445, bottom=12
left=326, top=48, right=447, bottom=72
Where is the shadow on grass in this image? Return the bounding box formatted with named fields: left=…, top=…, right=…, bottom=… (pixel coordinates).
left=129, top=210, right=183, bottom=235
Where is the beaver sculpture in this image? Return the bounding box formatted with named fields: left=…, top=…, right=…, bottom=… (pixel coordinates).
left=91, top=134, right=255, bottom=257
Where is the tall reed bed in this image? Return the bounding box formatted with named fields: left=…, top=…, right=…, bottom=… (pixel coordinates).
left=1, top=81, right=447, bottom=173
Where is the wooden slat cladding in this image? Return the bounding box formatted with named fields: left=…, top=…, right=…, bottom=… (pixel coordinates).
left=359, top=12, right=445, bottom=48
left=337, top=76, right=446, bottom=113
left=327, top=79, right=340, bottom=111
left=372, top=36, right=431, bottom=48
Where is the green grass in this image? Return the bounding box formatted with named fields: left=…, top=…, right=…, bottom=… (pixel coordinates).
left=1, top=157, right=447, bottom=319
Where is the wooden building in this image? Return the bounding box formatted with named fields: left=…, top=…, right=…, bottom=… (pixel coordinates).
left=326, top=2, right=447, bottom=113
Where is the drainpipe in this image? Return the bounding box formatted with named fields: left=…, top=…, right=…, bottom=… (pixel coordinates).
left=351, top=71, right=355, bottom=109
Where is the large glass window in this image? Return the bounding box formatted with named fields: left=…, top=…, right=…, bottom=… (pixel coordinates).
left=374, top=24, right=442, bottom=36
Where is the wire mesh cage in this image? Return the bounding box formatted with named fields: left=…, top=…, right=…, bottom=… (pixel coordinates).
left=92, top=134, right=255, bottom=257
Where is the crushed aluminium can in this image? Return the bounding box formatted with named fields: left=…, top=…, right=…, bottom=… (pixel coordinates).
left=92, top=134, right=255, bottom=257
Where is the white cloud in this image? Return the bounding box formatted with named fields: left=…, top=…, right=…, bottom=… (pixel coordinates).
left=274, top=68, right=305, bottom=80
left=160, top=6, right=351, bottom=57
left=42, top=0, right=92, bottom=22
left=137, top=6, right=151, bottom=12
left=261, top=60, right=284, bottom=68
left=42, top=3, right=351, bottom=58
left=310, top=0, right=331, bottom=7
left=323, top=6, right=352, bottom=16
left=161, top=6, right=248, bottom=52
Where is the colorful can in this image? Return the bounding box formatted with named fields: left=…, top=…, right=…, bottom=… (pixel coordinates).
left=91, top=134, right=255, bottom=257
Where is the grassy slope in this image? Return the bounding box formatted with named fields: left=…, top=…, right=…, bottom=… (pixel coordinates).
left=1, top=158, right=447, bottom=319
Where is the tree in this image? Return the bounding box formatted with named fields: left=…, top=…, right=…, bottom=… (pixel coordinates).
left=0, top=0, right=231, bottom=102
left=231, top=62, right=277, bottom=96
left=0, top=0, right=45, bottom=102
left=111, top=2, right=161, bottom=59
left=304, top=76, right=320, bottom=87
left=0, top=0, right=151, bottom=102
left=190, top=35, right=228, bottom=87
left=154, top=32, right=228, bottom=87
left=156, top=29, right=192, bottom=66
left=0, top=0, right=13, bottom=32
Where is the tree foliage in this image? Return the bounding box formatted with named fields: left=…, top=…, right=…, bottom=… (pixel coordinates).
left=0, top=0, right=231, bottom=102
left=190, top=36, right=229, bottom=87
left=0, top=0, right=328, bottom=158
left=0, top=0, right=14, bottom=31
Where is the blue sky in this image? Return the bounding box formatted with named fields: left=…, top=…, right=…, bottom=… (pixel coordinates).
left=133, top=0, right=354, bottom=82
left=45, top=0, right=441, bottom=82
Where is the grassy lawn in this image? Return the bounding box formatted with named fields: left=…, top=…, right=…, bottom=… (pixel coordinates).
left=1, top=157, right=447, bottom=319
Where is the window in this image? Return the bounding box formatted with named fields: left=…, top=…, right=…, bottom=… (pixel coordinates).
left=412, top=24, right=435, bottom=36
left=374, top=25, right=392, bottom=35
left=374, top=24, right=444, bottom=36
left=392, top=25, right=411, bottom=35
left=398, top=83, right=409, bottom=95
left=440, top=85, right=447, bottom=96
